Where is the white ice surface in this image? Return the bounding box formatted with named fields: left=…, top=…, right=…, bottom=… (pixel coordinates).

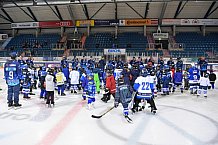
left=0, top=69, right=218, bottom=145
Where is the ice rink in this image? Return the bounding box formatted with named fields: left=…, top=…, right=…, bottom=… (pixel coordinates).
left=1, top=69, right=218, bottom=145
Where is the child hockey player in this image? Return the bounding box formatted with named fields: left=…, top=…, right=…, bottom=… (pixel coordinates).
left=188, top=64, right=200, bottom=95
left=161, top=70, right=171, bottom=95
left=69, top=67, right=80, bottom=94
left=209, top=70, right=216, bottom=89
left=86, top=73, right=96, bottom=110
left=197, top=73, right=211, bottom=98
left=150, top=70, right=158, bottom=97
left=93, top=68, right=101, bottom=94
left=132, top=70, right=157, bottom=114
left=173, top=68, right=183, bottom=93
left=20, top=65, right=31, bottom=99
left=114, top=76, right=133, bottom=123
left=39, top=66, right=47, bottom=99
left=56, top=68, right=66, bottom=96
left=81, top=69, right=88, bottom=100
left=45, top=68, right=55, bottom=107
left=101, top=70, right=116, bottom=103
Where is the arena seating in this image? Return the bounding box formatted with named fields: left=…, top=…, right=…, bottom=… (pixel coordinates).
left=171, top=32, right=218, bottom=57
left=84, top=32, right=160, bottom=56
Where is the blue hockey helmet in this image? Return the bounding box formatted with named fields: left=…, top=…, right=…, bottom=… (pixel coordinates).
left=87, top=73, right=94, bottom=80
left=9, top=52, right=17, bottom=59
left=164, top=65, right=170, bottom=71
left=42, top=66, right=46, bottom=71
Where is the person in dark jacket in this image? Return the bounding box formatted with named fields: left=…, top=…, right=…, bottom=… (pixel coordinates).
left=209, top=70, right=216, bottom=89
left=114, top=76, right=133, bottom=122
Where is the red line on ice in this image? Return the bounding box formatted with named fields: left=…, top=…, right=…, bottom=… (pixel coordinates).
left=36, top=101, right=85, bottom=145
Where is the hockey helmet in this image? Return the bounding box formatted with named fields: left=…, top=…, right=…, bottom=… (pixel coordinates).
left=117, top=76, right=125, bottom=86
left=87, top=73, right=94, bottom=80
left=164, top=65, right=170, bottom=71
left=42, top=66, right=46, bottom=71
left=123, top=63, right=128, bottom=69
left=47, top=68, right=54, bottom=75
left=150, top=70, right=155, bottom=76
left=141, top=68, right=148, bottom=77
left=204, top=73, right=209, bottom=78
left=10, top=52, right=17, bottom=59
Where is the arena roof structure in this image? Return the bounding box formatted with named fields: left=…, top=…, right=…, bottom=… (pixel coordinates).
left=0, top=0, right=217, bottom=25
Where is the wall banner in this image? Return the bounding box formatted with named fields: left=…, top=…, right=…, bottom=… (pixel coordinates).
left=39, top=20, right=73, bottom=28
left=94, top=20, right=119, bottom=26
left=11, top=22, right=39, bottom=28
left=104, top=49, right=126, bottom=55
left=119, top=19, right=158, bottom=26
left=76, top=20, right=94, bottom=27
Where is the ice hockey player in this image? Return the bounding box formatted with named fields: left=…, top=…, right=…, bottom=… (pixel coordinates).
left=86, top=73, right=96, bottom=110
left=209, top=70, right=216, bottom=89
left=176, top=57, right=183, bottom=70
left=188, top=64, right=200, bottom=94
left=197, top=73, right=211, bottom=98
left=80, top=56, right=87, bottom=68
left=197, top=57, right=208, bottom=77
left=20, top=65, right=31, bottom=99
left=173, top=68, right=183, bottom=93
left=39, top=66, right=47, bottom=99
left=158, top=56, right=165, bottom=70
left=26, top=56, right=34, bottom=67
left=156, top=64, right=162, bottom=92
left=150, top=70, right=158, bottom=97
left=93, top=68, right=101, bottom=94
left=167, top=57, right=175, bottom=68
left=56, top=68, right=66, bottom=96
left=45, top=68, right=56, bottom=107
left=101, top=70, right=116, bottom=103
left=69, top=67, right=80, bottom=94
left=62, top=64, right=70, bottom=90
left=114, top=76, right=133, bottom=123
left=4, top=52, right=22, bottom=108
left=114, top=65, right=123, bottom=81
left=161, top=70, right=171, bottom=95
left=61, top=56, right=69, bottom=68
left=18, top=55, right=26, bottom=69
left=132, top=69, right=157, bottom=114
left=130, top=63, right=140, bottom=87
left=120, top=63, right=132, bottom=86
left=81, top=69, right=88, bottom=100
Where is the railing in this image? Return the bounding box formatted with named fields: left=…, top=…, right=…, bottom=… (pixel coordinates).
left=169, top=43, right=185, bottom=50
left=147, top=43, right=163, bottom=50
left=170, top=52, right=207, bottom=58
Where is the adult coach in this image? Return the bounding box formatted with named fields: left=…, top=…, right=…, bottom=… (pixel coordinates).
left=4, top=52, right=22, bottom=107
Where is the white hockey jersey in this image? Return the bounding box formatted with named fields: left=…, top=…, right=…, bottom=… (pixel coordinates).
left=45, top=74, right=55, bottom=91
left=114, top=69, right=123, bottom=80
left=135, top=76, right=152, bottom=95
left=199, top=77, right=210, bottom=87
left=69, top=70, right=80, bottom=85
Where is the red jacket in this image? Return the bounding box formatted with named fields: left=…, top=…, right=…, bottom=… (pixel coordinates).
left=106, top=75, right=116, bottom=94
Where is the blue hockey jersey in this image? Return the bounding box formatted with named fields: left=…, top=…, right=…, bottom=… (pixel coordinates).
left=4, top=60, right=21, bottom=86
left=188, top=67, right=200, bottom=82
left=174, top=72, right=183, bottom=84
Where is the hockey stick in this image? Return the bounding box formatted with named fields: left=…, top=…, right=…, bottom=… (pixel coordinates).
left=91, top=106, right=115, bottom=119
left=128, top=91, right=136, bottom=109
